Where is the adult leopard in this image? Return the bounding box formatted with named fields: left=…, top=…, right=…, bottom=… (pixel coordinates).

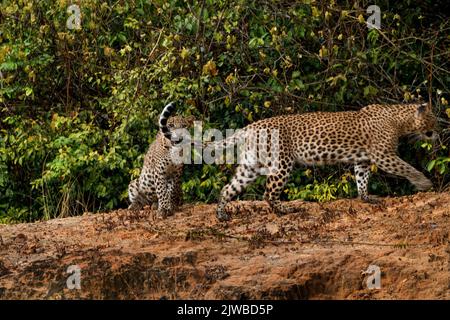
left=208, top=103, right=437, bottom=221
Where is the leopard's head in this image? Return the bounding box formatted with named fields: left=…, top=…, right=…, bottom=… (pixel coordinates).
left=413, top=103, right=438, bottom=141
left=165, top=115, right=196, bottom=145
left=166, top=115, right=195, bottom=130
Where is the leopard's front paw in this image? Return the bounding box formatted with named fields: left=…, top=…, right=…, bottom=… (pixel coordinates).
left=415, top=178, right=433, bottom=191
left=269, top=202, right=297, bottom=217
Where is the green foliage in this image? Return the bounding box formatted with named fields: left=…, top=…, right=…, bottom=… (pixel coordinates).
left=182, top=165, right=228, bottom=203
left=286, top=172, right=356, bottom=202
left=0, top=0, right=449, bottom=222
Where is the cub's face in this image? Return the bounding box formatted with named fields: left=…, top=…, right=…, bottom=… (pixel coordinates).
left=166, top=116, right=196, bottom=145
left=167, top=116, right=195, bottom=130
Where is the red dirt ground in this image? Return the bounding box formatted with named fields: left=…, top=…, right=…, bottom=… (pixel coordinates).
left=0, top=192, right=449, bottom=299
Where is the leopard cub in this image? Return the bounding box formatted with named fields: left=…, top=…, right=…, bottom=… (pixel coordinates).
left=128, top=103, right=194, bottom=217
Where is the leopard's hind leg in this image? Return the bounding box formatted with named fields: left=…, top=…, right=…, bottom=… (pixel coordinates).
left=216, top=164, right=260, bottom=221
left=128, top=178, right=157, bottom=210
left=263, top=160, right=295, bottom=216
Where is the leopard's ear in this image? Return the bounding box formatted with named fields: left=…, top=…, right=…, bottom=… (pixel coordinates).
left=186, top=115, right=196, bottom=124
left=415, top=103, right=427, bottom=118
left=422, top=102, right=432, bottom=111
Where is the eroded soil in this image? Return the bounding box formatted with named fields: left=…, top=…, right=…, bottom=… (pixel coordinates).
left=0, top=192, right=449, bottom=299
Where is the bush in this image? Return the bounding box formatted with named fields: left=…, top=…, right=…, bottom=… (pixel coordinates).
left=0, top=0, right=449, bottom=222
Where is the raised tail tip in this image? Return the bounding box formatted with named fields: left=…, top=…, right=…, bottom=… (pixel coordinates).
left=159, top=102, right=175, bottom=126
left=160, top=102, right=175, bottom=120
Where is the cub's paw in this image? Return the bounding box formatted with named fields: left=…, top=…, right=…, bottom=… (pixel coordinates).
left=216, top=210, right=231, bottom=222
left=156, top=208, right=174, bottom=219
left=128, top=202, right=143, bottom=211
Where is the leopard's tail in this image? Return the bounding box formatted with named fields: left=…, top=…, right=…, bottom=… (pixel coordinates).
left=203, top=128, right=248, bottom=149
left=159, top=102, right=176, bottom=141
left=159, top=101, right=248, bottom=148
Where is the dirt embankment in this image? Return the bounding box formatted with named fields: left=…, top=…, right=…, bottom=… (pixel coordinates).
left=0, top=192, right=449, bottom=299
